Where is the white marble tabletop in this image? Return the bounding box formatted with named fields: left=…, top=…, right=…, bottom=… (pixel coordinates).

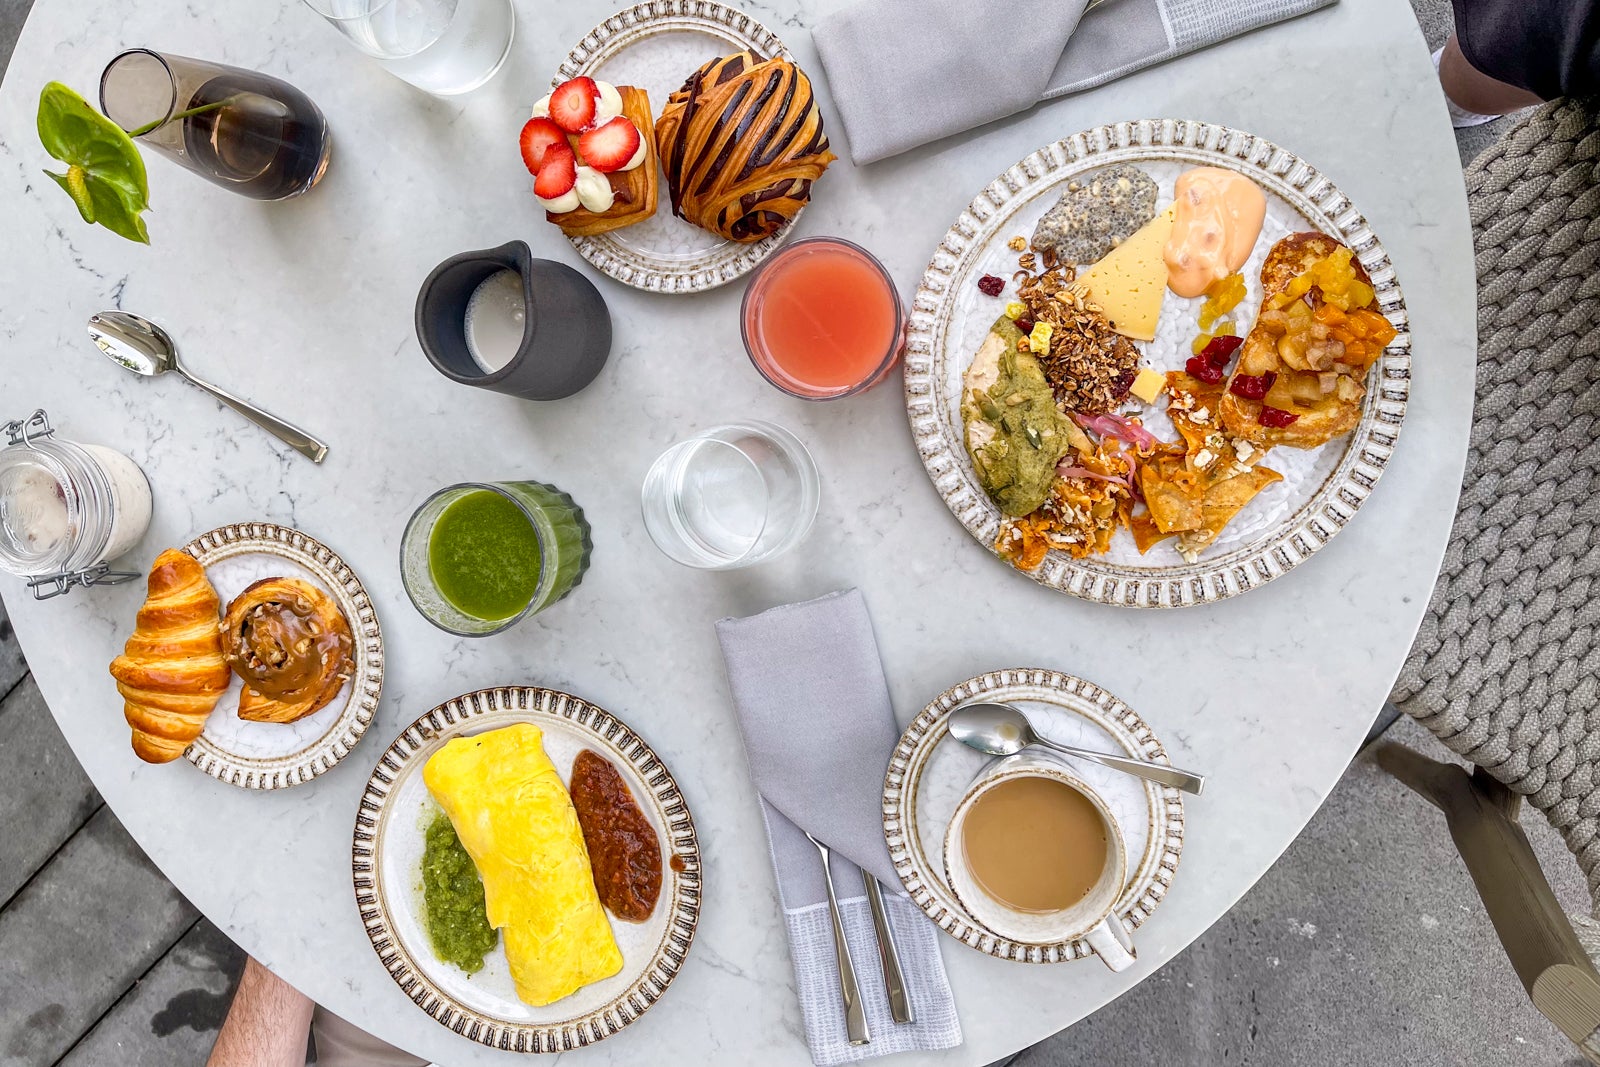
left=0, top=0, right=1475, bottom=1063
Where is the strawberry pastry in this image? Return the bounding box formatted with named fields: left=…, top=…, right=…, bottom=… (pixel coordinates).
left=521, top=77, right=657, bottom=237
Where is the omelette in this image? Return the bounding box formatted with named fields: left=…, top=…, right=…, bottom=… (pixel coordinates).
left=423, top=723, right=623, bottom=1006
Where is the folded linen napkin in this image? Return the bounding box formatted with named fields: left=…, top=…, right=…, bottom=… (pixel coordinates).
left=812, top=0, right=1336, bottom=164
left=716, top=590, right=961, bottom=1066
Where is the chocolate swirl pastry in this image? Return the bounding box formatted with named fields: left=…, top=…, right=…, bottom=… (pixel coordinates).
left=654, top=52, right=836, bottom=243
left=222, top=577, right=354, bottom=725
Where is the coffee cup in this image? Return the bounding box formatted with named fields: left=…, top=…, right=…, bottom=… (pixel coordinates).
left=943, top=750, right=1135, bottom=971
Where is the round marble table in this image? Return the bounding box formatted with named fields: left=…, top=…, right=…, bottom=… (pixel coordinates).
left=0, top=0, right=1475, bottom=1062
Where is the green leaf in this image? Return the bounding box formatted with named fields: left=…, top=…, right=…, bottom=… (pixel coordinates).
left=37, top=81, right=151, bottom=244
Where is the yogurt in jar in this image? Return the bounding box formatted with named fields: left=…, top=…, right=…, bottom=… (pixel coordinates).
left=81, top=444, right=153, bottom=562
left=0, top=431, right=153, bottom=578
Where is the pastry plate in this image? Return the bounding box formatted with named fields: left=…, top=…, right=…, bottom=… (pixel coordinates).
left=181, top=522, right=383, bottom=789
left=883, top=668, right=1184, bottom=962
left=352, top=686, right=701, bottom=1053
left=553, top=0, right=803, bottom=292
left=903, top=119, right=1411, bottom=607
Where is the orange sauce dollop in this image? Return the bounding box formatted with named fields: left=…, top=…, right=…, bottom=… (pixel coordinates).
left=1164, top=168, right=1267, bottom=298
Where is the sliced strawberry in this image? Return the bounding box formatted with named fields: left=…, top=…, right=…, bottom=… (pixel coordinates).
left=578, top=117, right=642, bottom=173
left=519, top=117, right=567, bottom=174
left=547, top=77, right=599, bottom=133
left=533, top=141, right=577, bottom=198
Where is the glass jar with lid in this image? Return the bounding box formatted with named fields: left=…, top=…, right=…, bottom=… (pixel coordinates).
left=0, top=410, right=153, bottom=596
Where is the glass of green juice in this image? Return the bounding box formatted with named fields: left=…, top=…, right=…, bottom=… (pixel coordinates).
left=400, top=480, right=592, bottom=636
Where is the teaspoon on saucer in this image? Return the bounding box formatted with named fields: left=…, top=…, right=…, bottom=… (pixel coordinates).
left=88, top=310, right=329, bottom=463
left=949, top=701, right=1206, bottom=795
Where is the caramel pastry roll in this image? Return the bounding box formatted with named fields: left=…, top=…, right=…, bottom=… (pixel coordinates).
left=222, top=577, right=354, bottom=724
left=655, top=52, right=836, bottom=242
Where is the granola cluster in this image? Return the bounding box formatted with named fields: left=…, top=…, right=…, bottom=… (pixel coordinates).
left=1013, top=263, right=1140, bottom=415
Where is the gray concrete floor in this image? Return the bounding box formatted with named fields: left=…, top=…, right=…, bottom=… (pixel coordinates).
left=1, top=1, right=1583, bottom=1065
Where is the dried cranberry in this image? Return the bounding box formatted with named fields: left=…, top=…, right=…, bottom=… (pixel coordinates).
left=1259, top=405, right=1300, bottom=428
left=1229, top=373, right=1271, bottom=401
left=1015, top=316, right=1034, bottom=335
left=1111, top=369, right=1137, bottom=399
left=977, top=274, right=1004, bottom=297
left=1199, top=334, right=1244, bottom=368
left=1184, top=356, right=1224, bottom=384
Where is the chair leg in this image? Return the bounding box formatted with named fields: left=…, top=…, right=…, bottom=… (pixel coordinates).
left=1377, top=742, right=1600, bottom=1051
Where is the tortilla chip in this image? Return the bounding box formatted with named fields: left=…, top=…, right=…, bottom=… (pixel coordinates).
left=1179, top=465, right=1284, bottom=551
left=1139, top=453, right=1204, bottom=533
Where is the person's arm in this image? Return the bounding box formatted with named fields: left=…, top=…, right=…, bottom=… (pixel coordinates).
left=206, top=956, right=315, bottom=1067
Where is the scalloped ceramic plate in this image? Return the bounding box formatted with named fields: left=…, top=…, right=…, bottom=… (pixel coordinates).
left=181, top=522, right=382, bottom=789
left=903, top=119, right=1412, bottom=607
left=883, top=668, right=1184, bottom=963
left=351, top=686, right=702, bottom=1054
left=551, top=0, right=805, bottom=292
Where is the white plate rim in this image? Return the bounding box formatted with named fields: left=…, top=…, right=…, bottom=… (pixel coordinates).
left=553, top=0, right=805, bottom=293
left=882, top=667, right=1185, bottom=963
left=350, top=685, right=703, bottom=1054
left=181, top=522, right=383, bottom=789
left=902, top=118, right=1412, bottom=607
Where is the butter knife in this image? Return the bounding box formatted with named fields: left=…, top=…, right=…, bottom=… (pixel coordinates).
left=805, top=832, right=870, bottom=1046
left=864, top=874, right=915, bottom=1024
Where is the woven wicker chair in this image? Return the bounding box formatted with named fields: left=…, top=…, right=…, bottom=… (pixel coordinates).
left=1383, top=95, right=1600, bottom=1061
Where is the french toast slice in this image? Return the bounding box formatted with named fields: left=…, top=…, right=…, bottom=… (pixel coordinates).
left=1218, top=233, right=1376, bottom=449
left=549, top=86, right=657, bottom=237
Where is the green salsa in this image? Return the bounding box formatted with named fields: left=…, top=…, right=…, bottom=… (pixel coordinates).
left=427, top=489, right=543, bottom=621
left=421, top=812, right=497, bottom=973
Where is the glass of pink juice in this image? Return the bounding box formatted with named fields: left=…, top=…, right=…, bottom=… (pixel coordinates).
left=740, top=237, right=905, bottom=400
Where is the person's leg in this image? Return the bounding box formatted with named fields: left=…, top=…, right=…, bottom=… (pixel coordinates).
left=1438, top=33, right=1545, bottom=116
left=206, top=957, right=315, bottom=1067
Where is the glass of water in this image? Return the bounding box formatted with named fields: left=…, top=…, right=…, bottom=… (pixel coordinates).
left=641, top=422, right=820, bottom=570
left=302, top=0, right=515, bottom=96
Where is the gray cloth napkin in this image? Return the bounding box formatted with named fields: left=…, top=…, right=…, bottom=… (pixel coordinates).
left=716, top=590, right=961, bottom=1066
left=813, top=0, right=1336, bottom=164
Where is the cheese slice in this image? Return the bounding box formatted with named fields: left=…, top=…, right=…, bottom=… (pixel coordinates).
left=1075, top=206, right=1176, bottom=342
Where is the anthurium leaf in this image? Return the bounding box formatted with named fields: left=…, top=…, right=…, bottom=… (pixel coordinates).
left=37, top=82, right=151, bottom=243
left=84, top=175, right=150, bottom=244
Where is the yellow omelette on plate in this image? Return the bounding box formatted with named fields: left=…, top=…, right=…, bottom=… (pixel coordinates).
left=423, top=722, right=622, bottom=1006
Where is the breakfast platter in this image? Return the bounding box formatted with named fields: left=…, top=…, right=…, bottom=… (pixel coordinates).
left=883, top=668, right=1184, bottom=963
left=351, top=686, right=701, bottom=1053
left=537, top=1, right=825, bottom=293
left=904, top=119, right=1411, bottom=607
left=108, top=522, right=382, bottom=790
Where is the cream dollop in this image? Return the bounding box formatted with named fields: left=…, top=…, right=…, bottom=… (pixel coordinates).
left=574, top=165, right=614, bottom=213
left=1163, top=167, right=1267, bottom=298
left=537, top=184, right=580, bottom=213
left=594, top=81, right=623, bottom=126
left=619, top=132, right=647, bottom=171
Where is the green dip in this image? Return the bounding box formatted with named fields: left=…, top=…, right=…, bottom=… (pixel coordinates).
left=421, top=812, right=497, bottom=973
left=961, top=315, right=1085, bottom=516
left=427, top=489, right=543, bottom=621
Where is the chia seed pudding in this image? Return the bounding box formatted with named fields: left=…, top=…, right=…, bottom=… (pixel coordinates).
left=1031, top=164, right=1159, bottom=264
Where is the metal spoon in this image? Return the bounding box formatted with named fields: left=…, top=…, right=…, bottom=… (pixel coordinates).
left=88, top=311, right=328, bottom=463
left=949, top=701, right=1206, bottom=795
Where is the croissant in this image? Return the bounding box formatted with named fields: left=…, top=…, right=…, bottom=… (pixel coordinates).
left=222, top=577, right=354, bottom=725
left=109, top=549, right=231, bottom=764
left=655, top=52, right=836, bottom=242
